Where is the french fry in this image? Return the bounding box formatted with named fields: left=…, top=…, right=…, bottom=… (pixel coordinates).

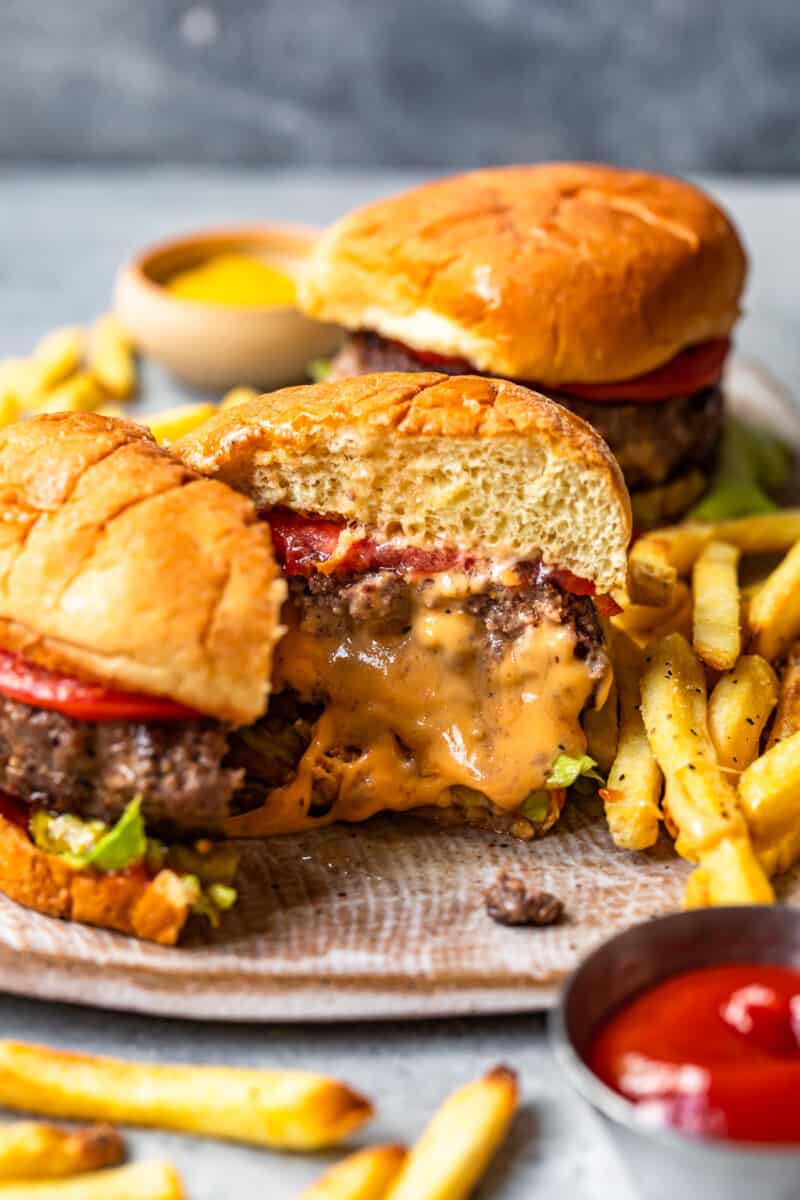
left=708, top=656, right=778, bottom=773
left=0, top=1042, right=372, bottom=1151
left=0, top=359, right=40, bottom=408
left=641, top=634, right=773, bottom=904
left=87, top=315, right=136, bottom=400
left=644, top=583, right=693, bottom=647
left=146, top=403, right=217, bottom=445
left=35, top=373, right=106, bottom=414
left=629, top=512, right=800, bottom=606
left=611, top=582, right=690, bottom=643
left=384, top=1066, right=518, bottom=1200
left=629, top=537, right=678, bottom=607
left=692, top=541, right=741, bottom=670
left=220, top=386, right=259, bottom=411
left=739, top=729, right=800, bottom=874
left=31, top=327, right=84, bottom=393
left=0, top=391, right=20, bottom=429
left=300, top=1146, right=407, bottom=1200
left=748, top=541, right=800, bottom=663
left=583, top=680, right=618, bottom=776
left=603, top=632, right=662, bottom=850
left=0, top=1160, right=182, bottom=1200
left=0, top=1123, right=123, bottom=1182
left=768, top=642, right=800, bottom=748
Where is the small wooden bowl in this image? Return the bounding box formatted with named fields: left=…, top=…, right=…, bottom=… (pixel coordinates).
left=113, top=224, right=343, bottom=392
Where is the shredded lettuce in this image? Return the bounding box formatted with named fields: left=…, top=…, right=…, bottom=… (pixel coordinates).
left=520, top=791, right=549, bottom=822
left=690, top=418, right=791, bottom=522
left=180, top=874, right=238, bottom=927
left=308, top=358, right=332, bottom=383
left=546, top=753, right=604, bottom=789
left=30, top=798, right=147, bottom=871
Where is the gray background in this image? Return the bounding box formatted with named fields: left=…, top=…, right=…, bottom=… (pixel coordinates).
left=2, top=0, right=799, bottom=171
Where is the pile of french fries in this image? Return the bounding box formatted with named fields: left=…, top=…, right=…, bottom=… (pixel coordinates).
left=0, top=321, right=259, bottom=445
left=0, top=1040, right=517, bottom=1199
left=590, top=508, right=800, bottom=907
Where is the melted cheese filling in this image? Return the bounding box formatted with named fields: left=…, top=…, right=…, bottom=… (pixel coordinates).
left=225, top=586, right=602, bottom=837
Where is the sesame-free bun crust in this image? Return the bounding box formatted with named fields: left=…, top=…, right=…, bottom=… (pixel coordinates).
left=0, top=413, right=284, bottom=725
left=177, top=372, right=632, bottom=593
left=0, top=812, right=191, bottom=944
left=299, top=163, right=747, bottom=385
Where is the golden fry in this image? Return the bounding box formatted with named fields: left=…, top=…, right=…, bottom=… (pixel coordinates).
left=748, top=541, right=800, bottom=663
left=603, top=633, right=662, bottom=850
left=629, top=512, right=800, bottom=607
left=612, top=582, right=690, bottom=642
left=147, top=403, right=217, bottom=445
left=220, top=386, right=259, bottom=411
left=0, top=1160, right=182, bottom=1200
left=300, top=1146, right=407, bottom=1200
left=385, top=1066, right=518, bottom=1200
left=768, top=643, right=800, bottom=748
left=708, top=656, right=778, bottom=773
left=34, top=373, right=106, bottom=414
left=641, top=634, right=773, bottom=904
left=692, top=541, right=741, bottom=670
left=31, top=327, right=84, bottom=392
left=0, top=1123, right=123, bottom=1182
left=87, top=315, right=136, bottom=400
left=628, top=537, right=678, bottom=607
left=583, top=680, right=618, bottom=776
left=0, top=1042, right=372, bottom=1151
left=739, top=729, right=800, bottom=864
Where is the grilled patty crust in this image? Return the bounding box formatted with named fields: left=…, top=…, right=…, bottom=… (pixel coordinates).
left=0, top=697, right=240, bottom=835
left=329, top=332, right=723, bottom=490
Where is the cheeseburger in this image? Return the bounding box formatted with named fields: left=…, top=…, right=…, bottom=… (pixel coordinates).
left=0, top=413, right=283, bottom=942
left=299, top=164, right=748, bottom=526
left=178, top=372, right=631, bottom=841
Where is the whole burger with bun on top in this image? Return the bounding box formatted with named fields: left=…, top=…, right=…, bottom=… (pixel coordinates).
left=299, top=163, right=752, bottom=526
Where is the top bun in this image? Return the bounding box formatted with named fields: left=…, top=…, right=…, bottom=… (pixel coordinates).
left=299, top=163, right=747, bottom=385
left=177, top=372, right=632, bottom=593
left=0, top=413, right=284, bottom=724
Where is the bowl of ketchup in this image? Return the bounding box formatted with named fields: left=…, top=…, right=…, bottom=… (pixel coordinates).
left=550, top=907, right=800, bottom=1200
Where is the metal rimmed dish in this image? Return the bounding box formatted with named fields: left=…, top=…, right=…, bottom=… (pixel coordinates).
left=550, top=907, right=800, bottom=1200
left=113, top=224, right=343, bottom=392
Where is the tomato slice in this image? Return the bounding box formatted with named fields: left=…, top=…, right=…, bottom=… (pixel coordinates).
left=556, top=339, right=730, bottom=403
left=392, top=337, right=730, bottom=405
left=0, top=651, right=201, bottom=722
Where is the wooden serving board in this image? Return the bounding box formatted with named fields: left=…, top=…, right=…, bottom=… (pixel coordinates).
left=0, top=359, right=797, bottom=1022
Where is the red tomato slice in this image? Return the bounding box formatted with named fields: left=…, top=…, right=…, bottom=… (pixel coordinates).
left=557, top=339, right=730, bottom=403
left=0, top=651, right=201, bottom=722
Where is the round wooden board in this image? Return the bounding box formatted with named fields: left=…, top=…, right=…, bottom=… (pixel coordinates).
left=0, top=359, right=796, bottom=1021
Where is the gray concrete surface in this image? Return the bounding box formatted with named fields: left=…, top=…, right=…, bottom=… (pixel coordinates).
left=2, top=1, right=800, bottom=172
left=0, top=167, right=798, bottom=1197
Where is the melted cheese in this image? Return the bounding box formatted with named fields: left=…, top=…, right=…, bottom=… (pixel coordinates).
left=225, top=592, right=602, bottom=837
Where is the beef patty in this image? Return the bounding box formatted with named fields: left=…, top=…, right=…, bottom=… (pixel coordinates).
left=0, top=698, right=240, bottom=835
left=229, top=567, right=608, bottom=812
left=329, top=332, right=723, bottom=491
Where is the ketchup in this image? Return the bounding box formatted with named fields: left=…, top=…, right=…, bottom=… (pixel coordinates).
left=588, top=963, right=800, bottom=1144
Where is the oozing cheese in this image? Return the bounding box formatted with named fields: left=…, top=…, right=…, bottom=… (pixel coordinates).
left=225, top=591, right=601, bottom=837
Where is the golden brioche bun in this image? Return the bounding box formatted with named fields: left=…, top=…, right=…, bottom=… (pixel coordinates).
left=0, top=413, right=285, bottom=725
left=177, top=372, right=632, bottom=593
left=299, top=163, right=747, bottom=385
left=0, top=812, right=191, bottom=944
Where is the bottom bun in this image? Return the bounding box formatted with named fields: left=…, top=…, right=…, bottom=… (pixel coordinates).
left=0, top=815, right=192, bottom=945
left=630, top=468, right=707, bottom=530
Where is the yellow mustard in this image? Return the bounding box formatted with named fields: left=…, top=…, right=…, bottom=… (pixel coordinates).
left=166, top=252, right=297, bottom=307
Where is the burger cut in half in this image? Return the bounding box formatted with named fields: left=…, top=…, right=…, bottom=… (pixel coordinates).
left=178, top=372, right=632, bottom=840
left=299, top=164, right=749, bottom=527
left=0, top=414, right=284, bottom=942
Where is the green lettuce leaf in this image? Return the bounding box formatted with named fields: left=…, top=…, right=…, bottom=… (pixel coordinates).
left=308, top=358, right=332, bottom=383
left=690, top=418, right=791, bottom=522
left=546, top=753, right=604, bottom=789
left=30, top=798, right=147, bottom=872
